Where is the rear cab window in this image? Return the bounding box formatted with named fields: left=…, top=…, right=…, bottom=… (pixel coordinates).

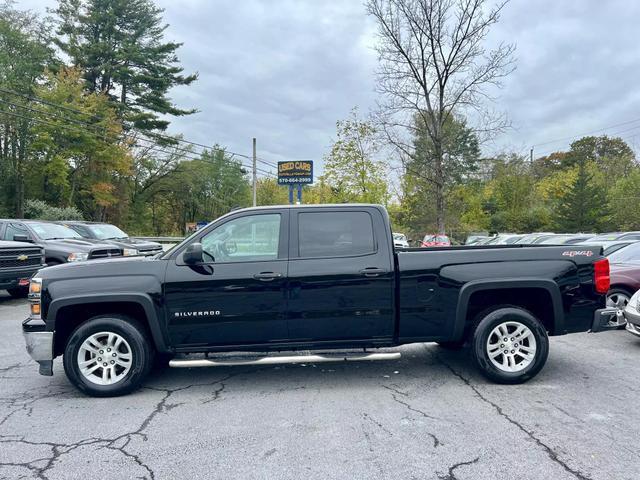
left=297, top=211, right=376, bottom=258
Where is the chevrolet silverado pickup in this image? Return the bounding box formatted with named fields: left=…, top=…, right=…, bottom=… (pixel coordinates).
left=0, top=240, right=45, bottom=297
left=22, top=204, right=617, bottom=397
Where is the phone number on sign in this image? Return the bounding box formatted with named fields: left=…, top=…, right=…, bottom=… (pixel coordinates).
left=278, top=177, right=313, bottom=184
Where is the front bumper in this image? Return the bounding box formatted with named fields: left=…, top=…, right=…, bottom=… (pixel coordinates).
left=623, top=302, right=640, bottom=338
left=22, top=318, right=54, bottom=376
left=0, top=266, right=42, bottom=289
left=591, top=308, right=622, bottom=333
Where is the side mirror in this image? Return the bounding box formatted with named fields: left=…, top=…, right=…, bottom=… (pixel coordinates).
left=183, top=242, right=204, bottom=265
left=13, top=234, right=32, bottom=243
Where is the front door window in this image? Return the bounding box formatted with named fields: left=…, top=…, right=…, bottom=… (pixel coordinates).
left=201, top=214, right=281, bottom=263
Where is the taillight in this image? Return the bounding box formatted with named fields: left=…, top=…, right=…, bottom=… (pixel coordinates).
left=594, top=258, right=610, bottom=294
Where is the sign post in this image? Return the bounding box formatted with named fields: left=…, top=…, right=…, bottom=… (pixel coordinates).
left=278, top=161, right=313, bottom=204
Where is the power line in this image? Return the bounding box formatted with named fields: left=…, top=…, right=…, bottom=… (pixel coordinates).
left=532, top=116, right=640, bottom=149
left=0, top=106, right=277, bottom=178
left=0, top=86, right=284, bottom=166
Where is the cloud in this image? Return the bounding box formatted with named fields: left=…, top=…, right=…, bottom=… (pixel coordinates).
left=18, top=0, right=640, bottom=171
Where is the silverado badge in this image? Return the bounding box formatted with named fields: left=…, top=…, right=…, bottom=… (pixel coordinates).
left=16, top=254, right=28, bottom=261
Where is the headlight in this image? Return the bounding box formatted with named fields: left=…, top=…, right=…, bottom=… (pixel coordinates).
left=67, top=252, right=89, bottom=262
left=29, top=278, right=42, bottom=319
left=123, top=248, right=138, bottom=256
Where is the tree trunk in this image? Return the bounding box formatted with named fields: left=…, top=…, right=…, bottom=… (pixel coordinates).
left=434, top=141, right=446, bottom=234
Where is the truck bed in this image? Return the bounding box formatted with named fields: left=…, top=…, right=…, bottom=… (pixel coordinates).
left=395, top=244, right=604, bottom=341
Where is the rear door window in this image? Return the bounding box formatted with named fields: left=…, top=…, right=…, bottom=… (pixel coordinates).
left=298, top=211, right=375, bottom=258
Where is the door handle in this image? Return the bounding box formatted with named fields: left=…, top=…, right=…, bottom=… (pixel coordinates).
left=359, top=267, right=387, bottom=277
left=253, top=272, right=283, bottom=281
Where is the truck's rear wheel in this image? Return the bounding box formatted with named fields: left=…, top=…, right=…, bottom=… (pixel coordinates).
left=471, top=307, right=549, bottom=384
left=63, top=315, right=154, bottom=397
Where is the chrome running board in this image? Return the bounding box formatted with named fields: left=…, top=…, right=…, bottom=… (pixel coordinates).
left=169, top=352, right=401, bottom=368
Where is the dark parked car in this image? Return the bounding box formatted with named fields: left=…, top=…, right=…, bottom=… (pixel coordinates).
left=0, top=220, right=122, bottom=265
left=61, top=221, right=163, bottom=257
left=0, top=240, right=45, bottom=298
left=21, top=204, right=616, bottom=397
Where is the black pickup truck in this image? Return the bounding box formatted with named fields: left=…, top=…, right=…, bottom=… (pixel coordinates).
left=22, top=204, right=617, bottom=396
left=0, top=240, right=45, bottom=297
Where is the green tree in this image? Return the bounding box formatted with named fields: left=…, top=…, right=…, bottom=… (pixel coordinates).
left=0, top=3, right=54, bottom=216
left=256, top=178, right=289, bottom=206
left=29, top=68, right=131, bottom=220
left=563, top=135, right=634, bottom=169
left=400, top=115, right=480, bottom=237
left=53, top=0, right=197, bottom=132
left=322, top=108, right=389, bottom=204
left=486, top=156, right=551, bottom=232
left=158, top=150, right=250, bottom=233
left=608, top=168, right=640, bottom=231
left=554, top=160, right=609, bottom=232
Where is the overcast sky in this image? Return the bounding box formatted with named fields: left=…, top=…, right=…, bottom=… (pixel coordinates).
left=21, top=0, right=640, bottom=174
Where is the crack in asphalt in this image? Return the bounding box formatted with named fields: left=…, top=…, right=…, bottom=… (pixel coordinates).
left=0, top=367, right=265, bottom=479
left=437, top=355, right=593, bottom=480
left=361, top=412, right=394, bottom=437
left=0, top=363, right=26, bottom=374
left=437, top=456, right=480, bottom=480
left=0, top=387, right=75, bottom=428
left=381, top=385, right=441, bottom=448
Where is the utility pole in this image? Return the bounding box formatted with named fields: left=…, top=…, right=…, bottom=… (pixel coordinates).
left=530, top=147, right=534, bottom=164
left=252, top=137, right=257, bottom=207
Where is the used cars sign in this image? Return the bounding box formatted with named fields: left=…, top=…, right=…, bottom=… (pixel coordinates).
left=277, top=161, right=313, bottom=185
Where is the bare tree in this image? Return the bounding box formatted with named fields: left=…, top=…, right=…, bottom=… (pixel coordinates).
left=367, top=0, right=515, bottom=233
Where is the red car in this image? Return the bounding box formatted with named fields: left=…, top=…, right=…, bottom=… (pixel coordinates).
left=605, top=242, right=640, bottom=326
left=421, top=234, right=451, bottom=247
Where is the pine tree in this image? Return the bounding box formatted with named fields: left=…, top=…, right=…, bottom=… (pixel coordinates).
left=53, top=0, right=197, bottom=132
left=554, top=160, right=609, bottom=232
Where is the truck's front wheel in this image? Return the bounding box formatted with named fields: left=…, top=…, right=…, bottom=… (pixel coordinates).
left=471, top=307, right=549, bottom=384
left=63, top=315, right=154, bottom=397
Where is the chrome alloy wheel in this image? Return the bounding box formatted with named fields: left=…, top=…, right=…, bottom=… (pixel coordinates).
left=606, top=292, right=630, bottom=327
left=486, top=321, right=537, bottom=373
left=77, top=331, right=132, bottom=385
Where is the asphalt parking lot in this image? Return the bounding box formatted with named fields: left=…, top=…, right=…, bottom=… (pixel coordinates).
left=1, top=292, right=639, bottom=480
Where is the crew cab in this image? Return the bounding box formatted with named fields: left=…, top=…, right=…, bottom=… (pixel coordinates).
left=22, top=204, right=617, bottom=397
left=0, top=240, right=45, bottom=298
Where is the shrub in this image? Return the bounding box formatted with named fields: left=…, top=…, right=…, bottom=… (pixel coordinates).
left=24, top=199, right=84, bottom=221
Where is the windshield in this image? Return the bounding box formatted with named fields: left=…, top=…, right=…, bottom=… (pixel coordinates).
left=28, top=222, right=82, bottom=240
left=393, top=233, right=406, bottom=241
left=608, top=242, right=640, bottom=264
left=87, top=224, right=128, bottom=240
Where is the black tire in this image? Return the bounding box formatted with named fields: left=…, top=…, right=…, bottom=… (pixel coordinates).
left=471, top=307, right=549, bottom=384
left=7, top=286, right=28, bottom=298
left=63, top=315, right=154, bottom=397
left=436, top=340, right=466, bottom=350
